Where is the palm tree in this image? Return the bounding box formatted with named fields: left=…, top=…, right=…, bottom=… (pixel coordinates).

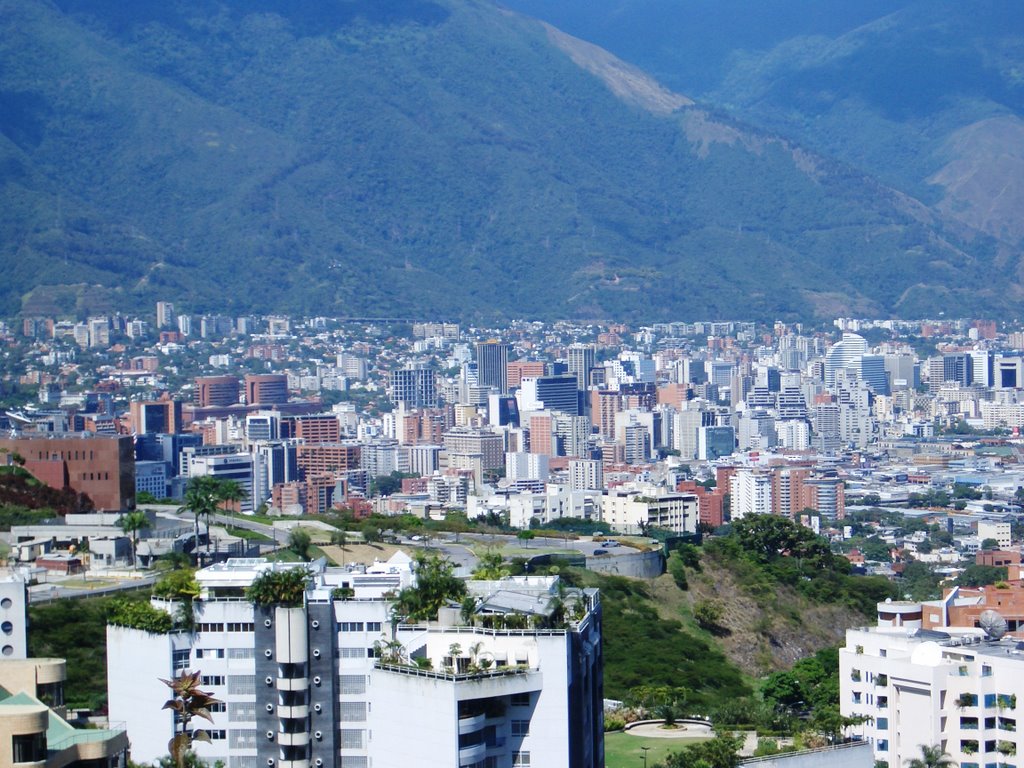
left=118, top=510, right=150, bottom=570
left=215, top=480, right=248, bottom=525
left=179, top=477, right=220, bottom=560
left=905, top=745, right=956, bottom=768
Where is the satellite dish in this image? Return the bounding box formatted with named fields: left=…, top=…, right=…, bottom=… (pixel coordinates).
left=979, top=609, right=1007, bottom=640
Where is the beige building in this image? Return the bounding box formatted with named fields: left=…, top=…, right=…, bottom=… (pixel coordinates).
left=600, top=485, right=699, bottom=534
left=0, top=658, right=127, bottom=768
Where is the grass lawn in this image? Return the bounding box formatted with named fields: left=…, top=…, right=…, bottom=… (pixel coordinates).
left=604, top=731, right=708, bottom=768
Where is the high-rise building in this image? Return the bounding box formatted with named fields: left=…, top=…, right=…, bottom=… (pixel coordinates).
left=475, top=340, right=510, bottom=393
left=108, top=558, right=604, bottom=768
left=195, top=375, right=240, bottom=408
left=729, top=469, right=773, bottom=519
left=389, top=367, right=437, bottom=408
left=155, top=301, right=176, bottom=329
left=569, top=459, right=603, bottom=491
left=824, top=332, right=869, bottom=387
left=841, top=622, right=1024, bottom=768
left=518, top=375, right=581, bottom=416
left=129, top=399, right=183, bottom=435
left=567, top=344, right=597, bottom=390
left=245, top=374, right=289, bottom=406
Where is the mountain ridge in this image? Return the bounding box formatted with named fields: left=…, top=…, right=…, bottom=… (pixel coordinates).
left=0, top=0, right=1015, bottom=321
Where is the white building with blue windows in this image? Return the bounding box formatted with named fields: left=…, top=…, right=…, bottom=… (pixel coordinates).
left=107, top=554, right=603, bottom=768
left=840, top=617, right=1023, bottom=768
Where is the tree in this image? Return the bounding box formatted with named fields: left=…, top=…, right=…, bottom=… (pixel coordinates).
left=160, top=671, right=222, bottom=768
left=981, top=538, right=1000, bottom=551
left=904, top=744, right=956, bottom=768
left=393, top=553, right=467, bottom=622
left=693, top=599, right=725, bottom=631
left=246, top=567, right=310, bottom=607
left=516, top=530, right=536, bottom=548
left=659, top=734, right=742, bottom=768
left=288, top=528, right=312, bottom=562
left=179, top=478, right=247, bottom=559
left=215, top=480, right=248, bottom=519
left=118, top=510, right=150, bottom=570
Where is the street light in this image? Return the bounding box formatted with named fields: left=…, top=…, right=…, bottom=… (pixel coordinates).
left=641, top=745, right=650, bottom=768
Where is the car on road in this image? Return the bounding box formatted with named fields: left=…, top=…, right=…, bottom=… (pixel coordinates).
left=601, top=541, right=620, bottom=548
left=591, top=549, right=609, bottom=556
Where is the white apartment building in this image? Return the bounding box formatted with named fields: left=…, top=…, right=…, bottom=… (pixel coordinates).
left=978, top=520, right=1012, bottom=550
left=729, top=469, right=772, bottom=519
left=840, top=612, right=1023, bottom=768
left=108, top=556, right=603, bottom=768
left=600, top=485, right=698, bottom=534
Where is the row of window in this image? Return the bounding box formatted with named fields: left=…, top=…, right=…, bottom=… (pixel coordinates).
left=960, top=717, right=1017, bottom=731
left=339, top=622, right=384, bottom=632
left=195, top=622, right=255, bottom=633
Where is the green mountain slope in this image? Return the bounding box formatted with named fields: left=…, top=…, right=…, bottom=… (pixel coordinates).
left=503, top=0, right=1024, bottom=253
left=0, top=0, right=1015, bottom=320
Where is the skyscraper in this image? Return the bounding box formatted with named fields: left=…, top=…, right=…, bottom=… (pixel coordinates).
left=475, top=340, right=509, bottom=393
left=567, top=343, right=596, bottom=390
left=824, top=332, right=869, bottom=387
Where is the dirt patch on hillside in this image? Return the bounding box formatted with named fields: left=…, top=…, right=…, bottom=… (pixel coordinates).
left=648, top=562, right=863, bottom=677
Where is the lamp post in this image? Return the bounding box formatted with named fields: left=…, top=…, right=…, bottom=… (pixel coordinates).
left=641, top=745, right=651, bottom=768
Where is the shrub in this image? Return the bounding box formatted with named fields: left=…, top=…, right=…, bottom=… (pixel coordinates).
left=246, top=567, right=310, bottom=607
left=108, top=599, right=174, bottom=634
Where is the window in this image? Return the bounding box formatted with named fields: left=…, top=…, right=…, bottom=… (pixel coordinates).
left=12, top=733, right=46, bottom=763
left=340, top=675, right=366, bottom=695
left=511, top=720, right=531, bottom=737
left=511, top=693, right=531, bottom=707
left=201, top=675, right=225, bottom=687
left=983, top=665, right=994, bottom=677
left=512, top=751, right=531, bottom=766
left=205, top=730, right=226, bottom=741
left=196, top=648, right=225, bottom=659
left=197, top=623, right=225, bottom=633
left=227, top=622, right=255, bottom=633
left=229, top=757, right=258, bottom=768
left=877, top=739, right=888, bottom=752
left=37, top=681, right=64, bottom=708
left=876, top=717, right=888, bottom=730
left=228, top=647, right=255, bottom=660
left=367, top=622, right=382, bottom=633
left=988, top=695, right=999, bottom=708
left=340, top=622, right=365, bottom=632
left=209, top=702, right=226, bottom=713
left=227, top=675, right=256, bottom=695
left=340, top=702, right=367, bottom=722
left=229, top=702, right=256, bottom=722
left=963, top=718, right=980, bottom=730
left=341, top=729, right=365, bottom=749
left=341, top=647, right=366, bottom=658
left=172, top=648, right=191, bottom=672
left=340, top=758, right=368, bottom=768
left=878, top=696, right=888, bottom=709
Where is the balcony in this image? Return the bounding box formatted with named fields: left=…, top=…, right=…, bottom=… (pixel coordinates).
left=278, top=761, right=309, bottom=768
left=278, top=705, right=310, bottom=720
left=458, top=713, right=487, bottom=735
left=276, top=677, right=309, bottom=691
left=277, top=732, right=311, bottom=747
left=458, top=742, right=487, bottom=765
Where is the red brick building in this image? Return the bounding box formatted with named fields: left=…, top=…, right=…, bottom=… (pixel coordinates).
left=0, top=434, right=135, bottom=511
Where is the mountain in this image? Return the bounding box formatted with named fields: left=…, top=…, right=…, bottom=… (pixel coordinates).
left=501, top=1, right=1024, bottom=252
left=0, top=0, right=1017, bottom=321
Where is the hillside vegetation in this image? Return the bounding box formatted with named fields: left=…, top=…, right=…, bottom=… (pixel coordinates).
left=0, top=0, right=1014, bottom=321
left=504, top=0, right=1024, bottom=254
